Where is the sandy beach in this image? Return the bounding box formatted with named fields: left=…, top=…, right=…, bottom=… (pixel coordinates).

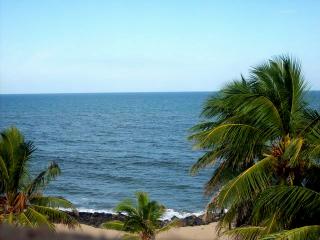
left=56, top=223, right=227, bottom=240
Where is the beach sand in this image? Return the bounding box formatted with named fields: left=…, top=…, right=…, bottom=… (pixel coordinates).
left=56, top=223, right=227, bottom=240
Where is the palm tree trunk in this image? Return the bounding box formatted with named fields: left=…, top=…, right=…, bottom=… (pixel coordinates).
left=141, top=232, right=155, bottom=240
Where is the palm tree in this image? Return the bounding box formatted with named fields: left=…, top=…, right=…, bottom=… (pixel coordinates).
left=102, top=192, right=177, bottom=240
left=0, top=127, right=78, bottom=229
left=189, top=55, right=320, bottom=239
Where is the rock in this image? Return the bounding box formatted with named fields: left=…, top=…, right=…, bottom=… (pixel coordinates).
left=67, top=211, right=126, bottom=227
left=200, top=211, right=223, bottom=223
left=181, top=215, right=204, bottom=226
left=171, top=216, right=179, bottom=221
left=66, top=211, right=218, bottom=228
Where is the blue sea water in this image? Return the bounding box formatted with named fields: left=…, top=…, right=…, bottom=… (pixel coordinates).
left=0, top=92, right=320, bottom=218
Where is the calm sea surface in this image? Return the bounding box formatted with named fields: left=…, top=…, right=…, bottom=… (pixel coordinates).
left=1, top=92, right=320, bottom=218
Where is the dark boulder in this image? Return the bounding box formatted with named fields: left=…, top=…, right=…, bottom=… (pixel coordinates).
left=66, top=211, right=218, bottom=228
left=180, top=215, right=204, bottom=226
left=67, top=212, right=126, bottom=227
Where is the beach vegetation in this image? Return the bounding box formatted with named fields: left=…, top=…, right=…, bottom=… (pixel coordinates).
left=189, top=55, right=320, bottom=239
left=0, top=127, right=78, bottom=229
left=102, top=192, right=178, bottom=240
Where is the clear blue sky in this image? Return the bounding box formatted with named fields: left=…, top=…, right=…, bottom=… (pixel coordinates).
left=0, top=0, right=319, bottom=94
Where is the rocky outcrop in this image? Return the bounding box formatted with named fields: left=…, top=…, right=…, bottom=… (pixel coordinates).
left=68, top=212, right=126, bottom=227
left=67, top=211, right=221, bottom=228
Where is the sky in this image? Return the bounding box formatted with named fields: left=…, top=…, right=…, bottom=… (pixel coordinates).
left=0, top=0, right=319, bottom=94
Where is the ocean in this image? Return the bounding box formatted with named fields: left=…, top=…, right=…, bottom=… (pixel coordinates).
left=1, top=92, right=319, bottom=219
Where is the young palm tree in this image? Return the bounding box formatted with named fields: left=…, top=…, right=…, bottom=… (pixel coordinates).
left=102, top=192, right=177, bottom=240
left=0, top=127, right=78, bottom=229
left=189, top=56, right=320, bottom=239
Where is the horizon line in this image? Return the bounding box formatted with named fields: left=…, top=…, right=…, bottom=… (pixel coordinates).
left=0, top=90, right=216, bottom=95
left=1, top=89, right=320, bottom=95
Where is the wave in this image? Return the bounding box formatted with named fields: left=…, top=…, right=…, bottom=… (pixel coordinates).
left=74, top=207, right=204, bottom=220
left=161, top=208, right=204, bottom=220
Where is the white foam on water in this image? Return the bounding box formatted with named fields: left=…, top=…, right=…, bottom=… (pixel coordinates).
left=67, top=207, right=204, bottom=220
left=76, top=208, right=116, bottom=214
left=161, top=209, right=204, bottom=220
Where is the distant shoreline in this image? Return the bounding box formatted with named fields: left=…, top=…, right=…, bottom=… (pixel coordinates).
left=66, top=210, right=221, bottom=228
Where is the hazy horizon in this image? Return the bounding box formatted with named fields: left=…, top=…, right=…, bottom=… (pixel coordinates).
left=0, top=90, right=215, bottom=95
left=1, top=1, right=320, bottom=94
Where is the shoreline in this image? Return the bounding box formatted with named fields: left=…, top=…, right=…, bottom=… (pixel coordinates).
left=67, top=211, right=221, bottom=228
left=73, top=207, right=206, bottom=220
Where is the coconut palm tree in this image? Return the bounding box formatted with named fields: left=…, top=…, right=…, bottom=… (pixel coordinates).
left=189, top=55, right=320, bottom=239
left=0, top=127, right=78, bottom=229
left=102, top=192, right=177, bottom=240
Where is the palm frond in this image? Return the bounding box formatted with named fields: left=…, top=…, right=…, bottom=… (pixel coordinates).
left=252, top=186, right=320, bottom=224
left=282, top=138, right=303, bottom=167
left=190, top=151, right=221, bottom=175
left=0, top=128, right=35, bottom=194
left=116, top=199, right=138, bottom=216
left=25, top=207, right=54, bottom=230
left=224, top=226, right=265, bottom=240
left=31, top=205, right=78, bottom=228
left=216, top=156, right=274, bottom=208
left=17, top=212, right=33, bottom=227
left=136, top=192, right=149, bottom=214
left=261, top=225, right=320, bottom=240
left=0, top=155, right=9, bottom=182
left=114, top=192, right=166, bottom=238
left=26, top=162, right=61, bottom=196
left=190, top=55, right=320, bottom=240
left=101, top=220, right=125, bottom=231
left=30, top=196, right=77, bottom=211
left=204, top=161, right=242, bottom=195
left=216, top=202, right=239, bottom=231
left=190, top=121, right=265, bottom=178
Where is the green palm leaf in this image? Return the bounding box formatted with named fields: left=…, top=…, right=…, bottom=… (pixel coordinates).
left=282, top=138, right=303, bottom=167
left=103, top=192, right=168, bottom=239
left=216, top=156, right=274, bottom=208
left=224, top=226, right=266, bottom=240
left=261, top=225, right=320, bottom=240
left=30, top=196, right=76, bottom=210
left=17, top=212, right=33, bottom=227
left=31, top=205, right=78, bottom=228
left=101, top=220, right=125, bottom=231
left=189, top=56, right=320, bottom=236
left=26, top=162, right=61, bottom=196
left=24, top=207, right=54, bottom=230
left=0, top=127, right=78, bottom=229
left=252, top=186, right=320, bottom=224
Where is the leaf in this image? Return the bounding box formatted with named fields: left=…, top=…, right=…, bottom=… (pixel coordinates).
left=114, top=192, right=166, bottom=236
left=26, top=162, right=61, bottom=196
left=224, top=226, right=265, bottom=240
left=252, top=186, right=320, bottom=224
left=101, top=220, right=125, bottom=231
left=30, top=196, right=76, bottom=211
left=190, top=151, right=221, bottom=175
left=17, top=212, right=33, bottom=227
left=25, top=207, right=54, bottom=230
left=282, top=138, right=303, bottom=167
left=31, top=205, right=78, bottom=228
left=261, top=225, right=320, bottom=240
left=216, top=156, right=274, bottom=208
left=0, top=155, right=9, bottom=181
